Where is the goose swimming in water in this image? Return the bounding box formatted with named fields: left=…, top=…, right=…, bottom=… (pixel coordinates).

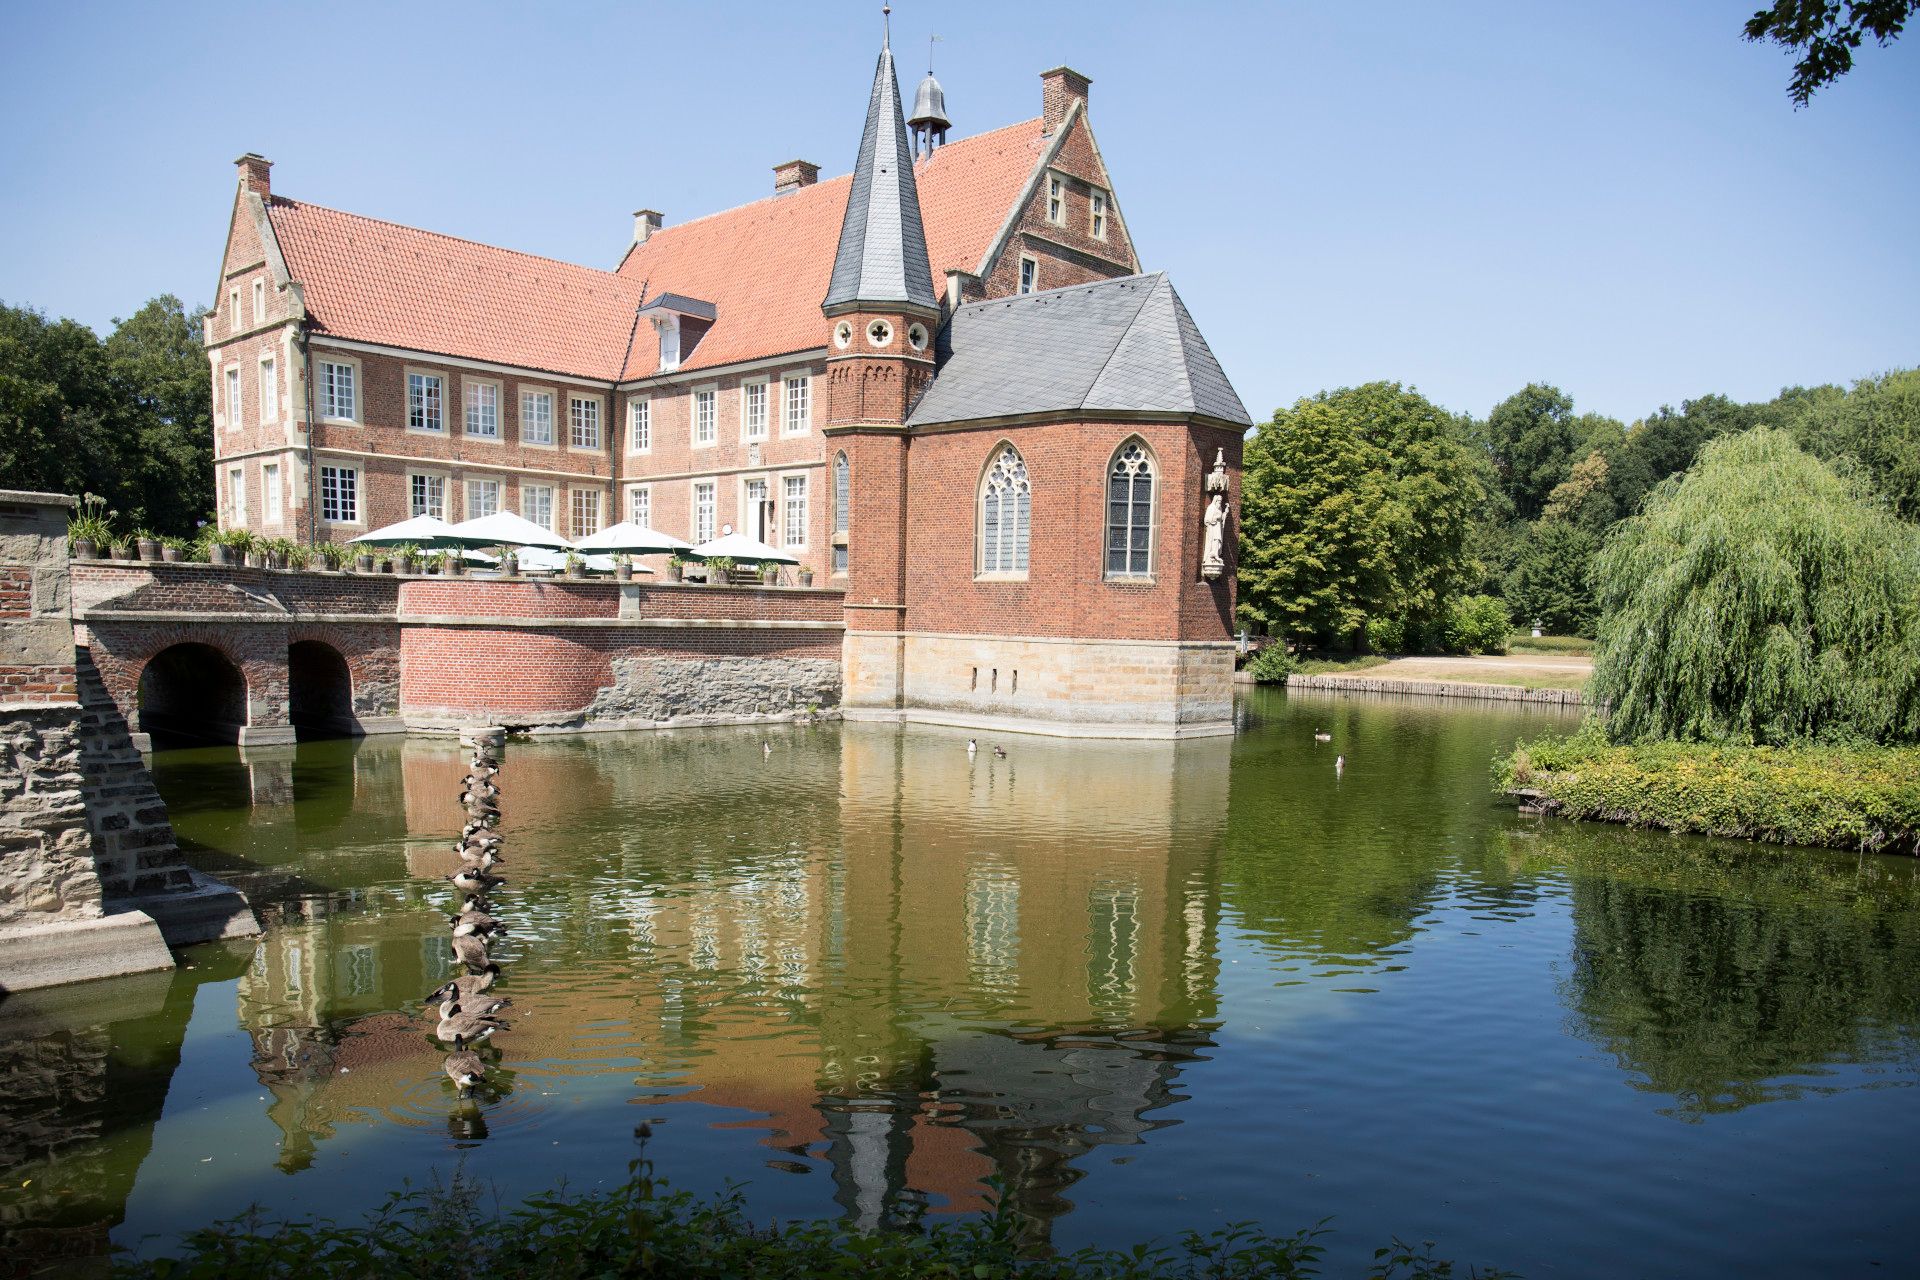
left=992, top=745, right=1007, bottom=759
left=967, top=739, right=977, bottom=755
left=436, top=998, right=510, bottom=1046
left=450, top=915, right=506, bottom=939
left=1335, top=754, right=1345, bottom=774
left=429, top=971, right=496, bottom=1004
left=1313, top=729, right=1332, bottom=742
left=427, top=984, right=511, bottom=1019
left=443, top=1049, right=487, bottom=1096
left=449, top=867, right=505, bottom=894
left=763, top=742, right=772, bottom=757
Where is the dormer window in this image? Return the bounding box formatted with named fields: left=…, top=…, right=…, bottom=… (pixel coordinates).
left=654, top=317, right=680, bottom=372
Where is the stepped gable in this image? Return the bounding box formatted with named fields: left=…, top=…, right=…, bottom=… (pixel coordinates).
left=267, top=199, right=646, bottom=380
left=614, top=118, right=1042, bottom=377
left=906, top=273, right=1252, bottom=429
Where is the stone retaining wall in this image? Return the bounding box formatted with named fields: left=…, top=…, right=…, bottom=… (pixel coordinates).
left=1282, top=673, right=1588, bottom=707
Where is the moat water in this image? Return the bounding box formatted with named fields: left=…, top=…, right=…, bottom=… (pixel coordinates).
left=3, top=688, right=1918, bottom=1276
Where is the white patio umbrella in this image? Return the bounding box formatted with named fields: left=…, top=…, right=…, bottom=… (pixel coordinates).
left=513, top=547, right=621, bottom=574
left=686, top=531, right=800, bottom=565
left=443, top=511, right=575, bottom=551
left=349, top=515, right=461, bottom=548
left=571, top=521, right=690, bottom=555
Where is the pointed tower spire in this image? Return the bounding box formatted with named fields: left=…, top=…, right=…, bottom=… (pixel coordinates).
left=823, top=20, right=938, bottom=315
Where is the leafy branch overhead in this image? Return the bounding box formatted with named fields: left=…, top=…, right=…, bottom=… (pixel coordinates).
left=1744, top=0, right=1918, bottom=105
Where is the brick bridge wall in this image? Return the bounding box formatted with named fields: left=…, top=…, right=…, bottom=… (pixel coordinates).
left=72, top=562, right=846, bottom=740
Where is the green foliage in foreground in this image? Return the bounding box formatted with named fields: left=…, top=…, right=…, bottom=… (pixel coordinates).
left=113, top=1168, right=1512, bottom=1280
left=1496, top=729, right=1920, bottom=856
left=1245, top=641, right=1297, bottom=684
left=1591, top=427, right=1920, bottom=746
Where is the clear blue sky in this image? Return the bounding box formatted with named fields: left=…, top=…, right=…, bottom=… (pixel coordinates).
left=2, top=1, right=1915, bottom=424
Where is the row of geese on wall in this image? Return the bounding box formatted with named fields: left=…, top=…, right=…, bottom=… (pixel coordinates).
left=427, top=728, right=511, bottom=1096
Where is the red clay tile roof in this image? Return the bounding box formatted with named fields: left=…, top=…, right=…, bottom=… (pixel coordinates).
left=268, top=199, right=647, bottom=380
left=617, top=117, right=1044, bottom=378
left=264, top=118, right=1045, bottom=384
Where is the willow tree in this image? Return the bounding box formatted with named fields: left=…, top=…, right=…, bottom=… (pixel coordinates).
left=1591, top=427, right=1920, bottom=745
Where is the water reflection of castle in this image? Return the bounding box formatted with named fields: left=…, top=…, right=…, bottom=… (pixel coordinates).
left=228, top=726, right=1229, bottom=1237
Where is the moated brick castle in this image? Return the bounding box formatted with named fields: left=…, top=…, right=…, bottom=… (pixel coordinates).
left=205, top=32, right=1250, bottom=737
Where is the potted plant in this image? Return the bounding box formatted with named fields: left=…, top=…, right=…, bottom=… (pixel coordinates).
left=706, top=555, right=735, bottom=586
left=563, top=552, right=585, bottom=579
left=420, top=547, right=444, bottom=575
left=68, top=494, right=114, bottom=560
left=135, top=529, right=163, bottom=561
left=501, top=549, right=519, bottom=577
left=209, top=528, right=253, bottom=567
left=262, top=537, right=292, bottom=569
left=614, top=553, right=633, bottom=583
left=159, top=536, right=187, bottom=563
left=283, top=542, right=313, bottom=571
left=760, top=561, right=780, bottom=585
left=665, top=554, right=685, bottom=583
left=354, top=549, right=375, bottom=573
left=799, top=565, right=815, bottom=586
left=392, top=543, right=418, bottom=575
left=446, top=550, right=467, bottom=576
left=315, top=542, right=347, bottom=573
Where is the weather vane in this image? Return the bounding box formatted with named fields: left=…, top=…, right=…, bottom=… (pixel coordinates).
left=929, top=33, right=943, bottom=75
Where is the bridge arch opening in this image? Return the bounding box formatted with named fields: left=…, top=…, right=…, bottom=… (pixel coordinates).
left=288, top=640, right=356, bottom=740
left=138, top=643, right=247, bottom=748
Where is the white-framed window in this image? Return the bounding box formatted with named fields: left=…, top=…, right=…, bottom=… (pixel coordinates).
left=520, top=389, right=555, bottom=446
left=654, top=317, right=679, bottom=372
left=626, top=484, right=651, bottom=527
left=318, top=359, right=357, bottom=422
left=409, top=472, right=446, bottom=519
left=1047, top=174, right=1065, bottom=225
left=229, top=287, right=242, bottom=333
left=224, top=367, right=242, bottom=429
left=569, top=395, right=601, bottom=450
left=465, top=380, right=500, bottom=439
left=465, top=478, right=501, bottom=519
left=521, top=483, right=554, bottom=530
left=262, top=462, right=281, bottom=523
left=252, top=279, right=266, bottom=324
left=1105, top=439, right=1155, bottom=578
left=259, top=355, right=277, bottom=423
left=979, top=445, right=1031, bottom=576
left=742, top=378, right=768, bottom=440
left=1090, top=191, right=1108, bottom=240
left=782, top=474, right=808, bottom=549
left=1018, top=255, right=1038, bottom=295
left=627, top=397, right=651, bottom=453
left=693, top=387, right=716, bottom=446
left=407, top=371, right=444, bottom=432
left=832, top=451, right=850, bottom=575
left=693, top=480, right=716, bottom=542
left=783, top=373, right=811, bottom=436
left=319, top=464, right=359, bottom=523
left=569, top=487, right=602, bottom=539
left=228, top=465, right=246, bottom=523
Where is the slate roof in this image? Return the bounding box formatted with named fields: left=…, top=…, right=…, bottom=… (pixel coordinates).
left=821, top=39, right=939, bottom=313
left=906, top=273, right=1251, bottom=429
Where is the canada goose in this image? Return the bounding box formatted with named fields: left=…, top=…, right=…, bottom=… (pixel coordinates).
left=444, top=1050, right=487, bottom=1096
left=429, top=971, right=496, bottom=1002
left=450, top=932, right=493, bottom=973
left=992, top=745, right=1007, bottom=759
left=449, top=867, right=505, bottom=894
left=450, top=916, right=506, bottom=939
left=457, top=849, right=501, bottom=874
left=436, top=999, right=509, bottom=1046
left=427, top=985, right=511, bottom=1018
left=1313, top=729, right=1332, bottom=742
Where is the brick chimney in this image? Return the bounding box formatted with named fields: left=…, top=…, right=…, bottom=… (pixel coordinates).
left=234, top=152, right=272, bottom=198
left=632, top=209, right=663, bottom=244
left=1040, top=67, right=1090, bottom=134
left=773, top=159, right=820, bottom=195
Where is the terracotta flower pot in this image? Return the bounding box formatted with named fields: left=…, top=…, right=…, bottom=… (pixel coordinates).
left=137, top=539, right=162, bottom=561
left=161, top=546, right=182, bottom=563
left=355, top=554, right=374, bottom=573
left=72, top=539, right=98, bottom=560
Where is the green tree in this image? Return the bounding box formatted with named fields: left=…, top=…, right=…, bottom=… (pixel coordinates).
left=1239, top=382, right=1479, bottom=648
left=1485, top=383, right=1579, bottom=521
left=1744, top=0, right=1918, bottom=105
left=1591, top=427, right=1920, bottom=745
left=1777, top=368, right=1920, bottom=520
left=0, top=296, right=212, bottom=536
left=1509, top=519, right=1600, bottom=636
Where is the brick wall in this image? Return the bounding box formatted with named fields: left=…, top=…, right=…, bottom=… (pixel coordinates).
left=979, top=107, right=1137, bottom=299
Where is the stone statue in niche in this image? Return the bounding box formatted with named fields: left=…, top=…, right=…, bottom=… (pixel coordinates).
left=1202, top=448, right=1229, bottom=580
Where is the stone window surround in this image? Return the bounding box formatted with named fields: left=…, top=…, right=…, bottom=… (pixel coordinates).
left=1018, top=254, right=1039, bottom=295
left=627, top=395, right=651, bottom=454
left=318, top=461, right=362, bottom=526
left=519, top=385, right=558, bottom=450
left=464, top=475, right=503, bottom=520
left=404, top=366, right=447, bottom=435
left=626, top=482, right=651, bottom=526
left=258, top=352, right=278, bottom=424
left=692, top=384, right=719, bottom=449
left=739, top=473, right=773, bottom=544
left=567, top=392, right=605, bottom=454
left=317, top=354, right=363, bottom=425
left=781, top=470, right=809, bottom=551
left=691, top=477, right=717, bottom=542
left=1046, top=172, right=1066, bottom=226
left=226, top=463, right=247, bottom=525
left=408, top=467, right=451, bottom=520
left=976, top=441, right=1032, bottom=581
left=463, top=376, right=503, bottom=441
left=1103, top=436, right=1157, bottom=581
left=1090, top=188, right=1109, bottom=241
left=568, top=484, right=605, bottom=538
left=521, top=481, right=556, bottom=531
left=221, top=361, right=243, bottom=432
left=261, top=459, right=282, bottom=523
left=782, top=371, right=812, bottom=437
left=740, top=375, right=770, bottom=442
left=252, top=278, right=267, bottom=325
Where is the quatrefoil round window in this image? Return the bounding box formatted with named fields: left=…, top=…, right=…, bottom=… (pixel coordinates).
left=907, top=322, right=929, bottom=352
left=833, top=320, right=854, bottom=349
left=866, top=318, right=894, bottom=348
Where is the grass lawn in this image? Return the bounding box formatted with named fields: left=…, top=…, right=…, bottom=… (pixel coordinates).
left=1507, top=633, right=1595, bottom=656
left=1292, top=652, right=1391, bottom=676
left=1366, top=661, right=1591, bottom=691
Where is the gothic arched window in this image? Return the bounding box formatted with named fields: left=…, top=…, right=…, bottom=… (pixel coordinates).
left=832, top=452, right=850, bottom=575
left=979, top=445, right=1031, bottom=576
left=1105, top=440, right=1155, bottom=578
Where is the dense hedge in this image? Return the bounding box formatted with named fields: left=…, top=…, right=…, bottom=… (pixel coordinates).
left=114, top=1168, right=1509, bottom=1280
left=1496, top=731, right=1920, bottom=855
